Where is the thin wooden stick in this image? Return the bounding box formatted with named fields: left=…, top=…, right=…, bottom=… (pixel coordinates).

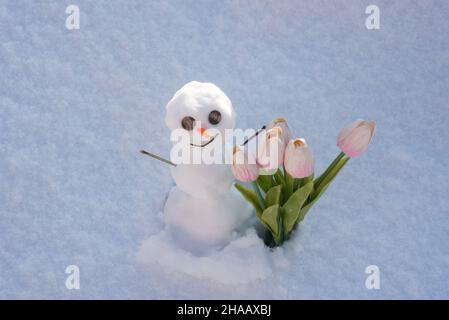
left=243, top=125, right=266, bottom=145
left=140, top=150, right=177, bottom=167
left=139, top=125, right=266, bottom=167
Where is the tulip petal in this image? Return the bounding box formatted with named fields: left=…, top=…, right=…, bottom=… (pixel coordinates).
left=284, top=138, right=315, bottom=178
left=337, top=119, right=376, bottom=157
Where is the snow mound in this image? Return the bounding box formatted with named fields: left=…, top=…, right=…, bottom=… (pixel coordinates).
left=137, top=227, right=289, bottom=285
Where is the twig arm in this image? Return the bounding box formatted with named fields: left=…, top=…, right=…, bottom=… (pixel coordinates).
left=140, top=150, right=177, bottom=167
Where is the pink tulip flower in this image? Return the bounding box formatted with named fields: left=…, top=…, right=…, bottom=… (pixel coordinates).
left=267, top=118, right=292, bottom=146
left=284, top=138, right=315, bottom=178
left=337, top=119, right=376, bottom=157
left=257, top=127, right=285, bottom=171
left=231, top=146, right=259, bottom=182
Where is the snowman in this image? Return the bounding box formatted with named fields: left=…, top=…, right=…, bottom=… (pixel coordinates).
left=163, top=81, right=252, bottom=253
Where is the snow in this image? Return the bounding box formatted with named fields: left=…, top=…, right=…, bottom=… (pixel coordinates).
left=170, top=162, right=235, bottom=198
left=162, top=184, right=252, bottom=253
left=1, top=0, right=449, bottom=299
left=137, top=228, right=287, bottom=286
left=161, top=81, right=252, bottom=252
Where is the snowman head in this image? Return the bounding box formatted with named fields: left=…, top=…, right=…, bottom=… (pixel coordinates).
left=165, top=82, right=236, bottom=147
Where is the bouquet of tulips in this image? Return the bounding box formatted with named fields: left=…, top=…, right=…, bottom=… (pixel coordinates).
left=231, top=118, right=376, bottom=247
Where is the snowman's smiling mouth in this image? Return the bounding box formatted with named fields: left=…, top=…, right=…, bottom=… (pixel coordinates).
left=190, top=134, right=218, bottom=148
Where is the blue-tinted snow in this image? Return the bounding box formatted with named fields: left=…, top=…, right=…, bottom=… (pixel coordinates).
left=1, top=0, right=448, bottom=298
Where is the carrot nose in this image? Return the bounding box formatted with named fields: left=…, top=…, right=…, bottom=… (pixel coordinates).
left=197, top=127, right=207, bottom=136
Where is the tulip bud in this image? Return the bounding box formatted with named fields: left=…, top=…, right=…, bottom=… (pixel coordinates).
left=284, top=138, right=314, bottom=178
left=337, top=119, right=376, bottom=157
left=267, top=118, right=292, bottom=146
left=257, top=127, right=285, bottom=171
left=231, top=146, right=259, bottom=182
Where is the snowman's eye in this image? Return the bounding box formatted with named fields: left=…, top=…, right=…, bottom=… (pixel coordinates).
left=181, top=116, right=195, bottom=131
left=208, top=110, right=221, bottom=125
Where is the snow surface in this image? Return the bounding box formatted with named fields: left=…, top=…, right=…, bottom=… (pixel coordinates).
left=1, top=0, right=449, bottom=299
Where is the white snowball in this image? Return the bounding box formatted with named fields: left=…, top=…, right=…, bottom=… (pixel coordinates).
left=164, top=186, right=252, bottom=253
left=170, top=163, right=234, bottom=199
left=165, top=81, right=236, bottom=135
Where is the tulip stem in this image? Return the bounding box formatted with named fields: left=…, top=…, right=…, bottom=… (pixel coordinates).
left=312, top=156, right=349, bottom=199
left=314, top=152, right=345, bottom=187
left=252, top=181, right=265, bottom=210
left=284, top=166, right=294, bottom=197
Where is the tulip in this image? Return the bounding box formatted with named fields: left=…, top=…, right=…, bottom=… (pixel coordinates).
left=259, top=167, right=277, bottom=176
left=337, top=119, right=376, bottom=157
left=267, top=118, right=292, bottom=146
left=257, top=127, right=285, bottom=171
left=284, top=138, right=315, bottom=178
left=231, top=146, right=259, bottom=182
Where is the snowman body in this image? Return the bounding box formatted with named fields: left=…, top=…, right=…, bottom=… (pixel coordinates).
left=163, top=82, right=251, bottom=252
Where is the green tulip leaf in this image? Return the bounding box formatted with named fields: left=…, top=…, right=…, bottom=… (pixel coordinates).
left=256, top=175, right=273, bottom=193
left=265, top=184, right=283, bottom=208
left=295, top=184, right=326, bottom=228
left=234, top=183, right=262, bottom=217
left=281, top=180, right=314, bottom=236
left=284, top=170, right=295, bottom=198
left=261, top=204, right=282, bottom=243
left=294, top=174, right=314, bottom=192
left=297, top=186, right=324, bottom=224
left=293, top=178, right=303, bottom=191
left=295, top=157, right=349, bottom=227
left=273, top=169, right=285, bottom=187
